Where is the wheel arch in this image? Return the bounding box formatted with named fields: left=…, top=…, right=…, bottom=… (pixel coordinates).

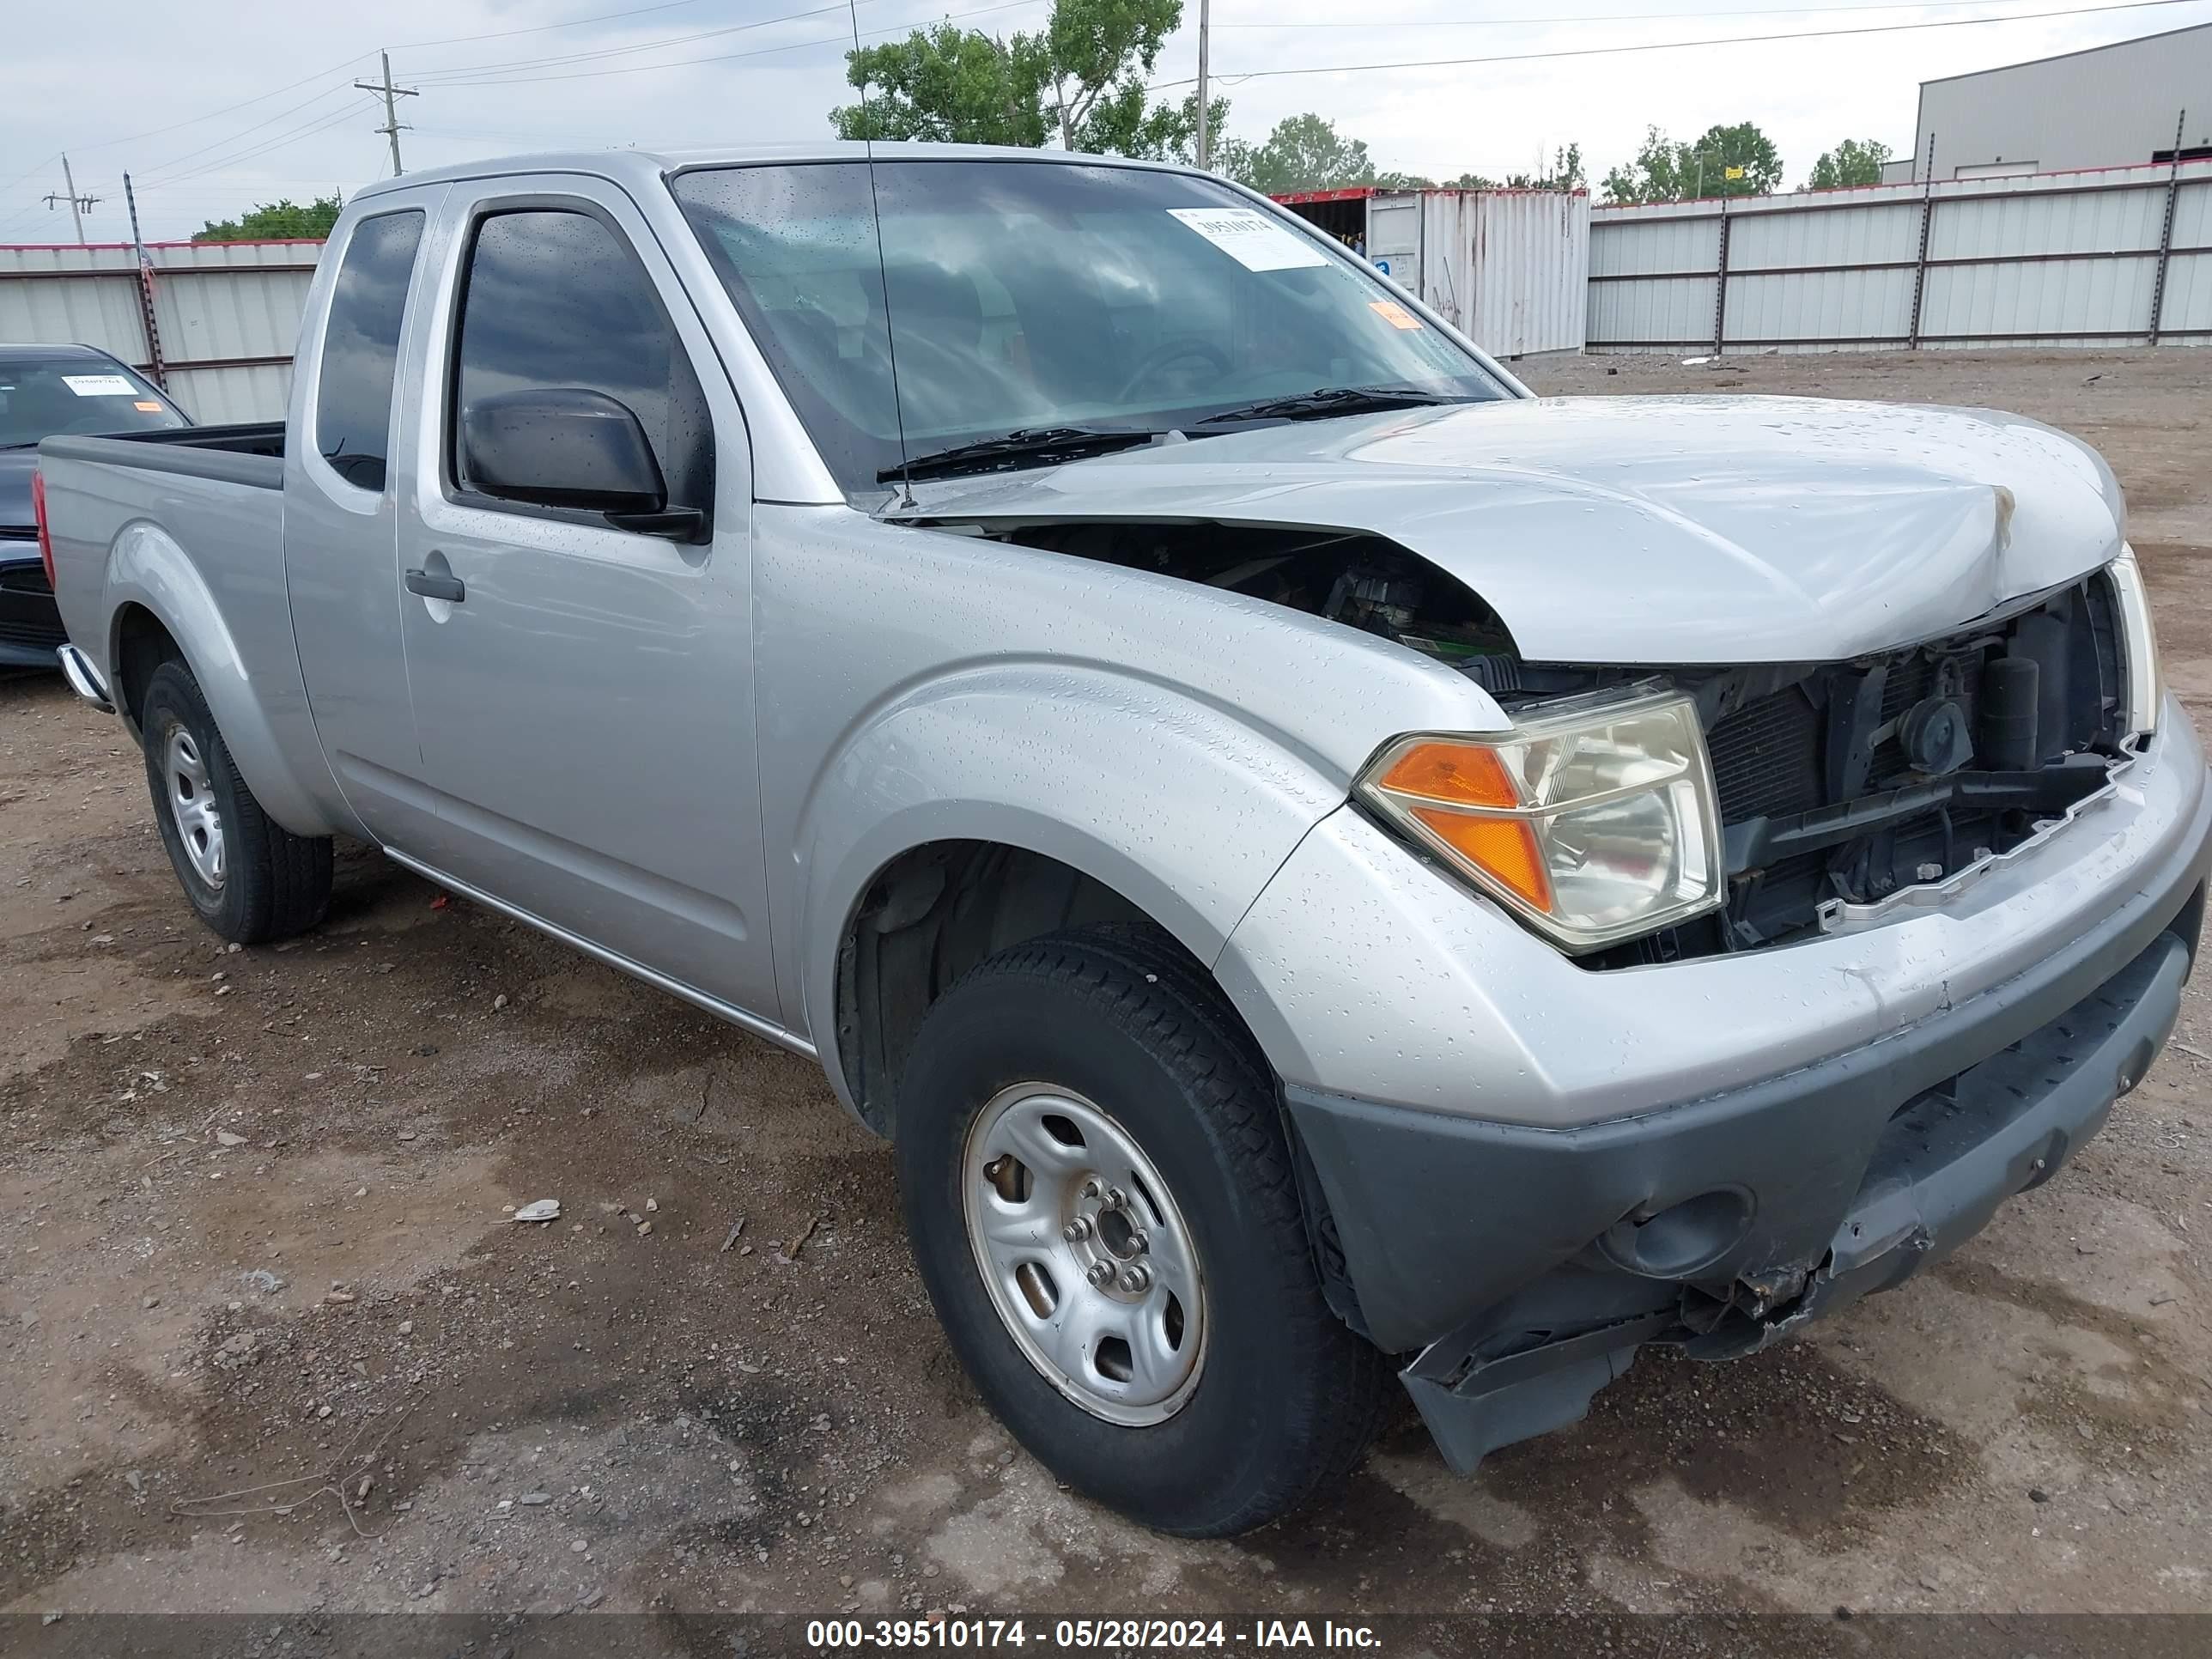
left=831, top=836, right=1273, bottom=1137
left=100, top=524, right=347, bottom=839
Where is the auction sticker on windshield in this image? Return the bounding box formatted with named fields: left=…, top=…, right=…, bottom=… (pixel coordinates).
left=61, top=374, right=139, bottom=397
left=1166, top=207, right=1328, bottom=272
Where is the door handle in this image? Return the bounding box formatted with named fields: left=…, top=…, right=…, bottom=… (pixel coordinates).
left=404, top=568, right=465, bottom=604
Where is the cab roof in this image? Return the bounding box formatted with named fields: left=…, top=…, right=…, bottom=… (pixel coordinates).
left=350, top=143, right=1182, bottom=199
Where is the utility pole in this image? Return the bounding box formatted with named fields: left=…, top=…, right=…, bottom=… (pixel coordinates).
left=354, top=50, right=418, bottom=177
left=1194, top=0, right=1211, bottom=171
left=43, top=154, right=100, bottom=244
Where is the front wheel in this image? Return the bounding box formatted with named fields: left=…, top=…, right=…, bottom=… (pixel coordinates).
left=895, top=927, right=1389, bottom=1536
left=140, top=659, right=331, bottom=945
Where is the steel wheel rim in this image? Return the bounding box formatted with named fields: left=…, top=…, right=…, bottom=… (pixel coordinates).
left=163, top=723, right=226, bottom=890
left=962, top=1083, right=1208, bottom=1427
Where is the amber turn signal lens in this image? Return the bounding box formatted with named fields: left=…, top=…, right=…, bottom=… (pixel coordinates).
left=1410, top=806, right=1554, bottom=912
left=1377, top=740, right=1520, bottom=808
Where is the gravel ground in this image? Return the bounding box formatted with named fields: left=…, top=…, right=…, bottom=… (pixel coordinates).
left=2, top=349, right=2209, bottom=1639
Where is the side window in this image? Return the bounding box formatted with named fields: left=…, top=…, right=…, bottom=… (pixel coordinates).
left=450, top=208, right=714, bottom=518
left=315, top=210, right=424, bottom=492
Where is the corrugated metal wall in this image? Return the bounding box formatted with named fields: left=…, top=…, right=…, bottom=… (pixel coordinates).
left=1589, top=159, right=2212, bottom=354
left=0, top=239, right=320, bottom=422
left=1320, top=189, right=1589, bottom=357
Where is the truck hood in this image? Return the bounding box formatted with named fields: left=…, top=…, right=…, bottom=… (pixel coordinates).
left=899, top=395, right=2127, bottom=664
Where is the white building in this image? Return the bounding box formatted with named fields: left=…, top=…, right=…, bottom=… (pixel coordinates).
left=1882, top=23, right=2212, bottom=182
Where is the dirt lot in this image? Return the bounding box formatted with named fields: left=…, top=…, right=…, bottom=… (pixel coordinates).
left=3, top=351, right=2209, bottom=1638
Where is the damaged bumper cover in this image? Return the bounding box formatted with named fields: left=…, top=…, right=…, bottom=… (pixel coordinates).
left=1282, top=758, right=2212, bottom=1474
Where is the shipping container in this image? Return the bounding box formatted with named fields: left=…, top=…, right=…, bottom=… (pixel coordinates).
left=1274, top=187, right=1590, bottom=359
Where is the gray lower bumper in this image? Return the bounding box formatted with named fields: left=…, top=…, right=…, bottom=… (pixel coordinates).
left=1284, top=775, right=2212, bottom=1472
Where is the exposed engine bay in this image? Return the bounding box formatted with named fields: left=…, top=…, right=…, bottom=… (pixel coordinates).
left=962, top=518, right=2134, bottom=964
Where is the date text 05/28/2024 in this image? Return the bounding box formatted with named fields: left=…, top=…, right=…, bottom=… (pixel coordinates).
left=805, top=1619, right=1382, bottom=1649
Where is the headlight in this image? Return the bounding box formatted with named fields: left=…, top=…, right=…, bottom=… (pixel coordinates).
left=1357, top=690, right=1725, bottom=952
left=2108, top=544, right=2162, bottom=738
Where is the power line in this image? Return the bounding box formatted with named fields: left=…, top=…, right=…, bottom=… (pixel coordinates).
left=1154, top=0, right=2212, bottom=86
left=153, top=101, right=382, bottom=188
left=134, top=83, right=362, bottom=182
left=390, top=0, right=720, bottom=50
left=425, top=0, right=1044, bottom=87
left=406, top=2, right=867, bottom=83
left=55, top=53, right=377, bottom=158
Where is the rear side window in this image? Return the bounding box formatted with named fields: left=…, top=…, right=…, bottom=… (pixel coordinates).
left=316, top=210, right=425, bottom=493
left=449, top=208, right=713, bottom=515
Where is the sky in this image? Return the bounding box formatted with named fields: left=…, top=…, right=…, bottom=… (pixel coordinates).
left=3, top=0, right=2209, bottom=243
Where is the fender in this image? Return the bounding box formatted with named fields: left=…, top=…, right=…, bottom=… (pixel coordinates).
left=793, top=662, right=1356, bottom=1113
left=103, top=519, right=356, bottom=840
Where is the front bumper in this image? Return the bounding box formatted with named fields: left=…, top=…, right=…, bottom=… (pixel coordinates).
left=1228, top=698, right=2212, bottom=1470
left=0, top=553, right=66, bottom=670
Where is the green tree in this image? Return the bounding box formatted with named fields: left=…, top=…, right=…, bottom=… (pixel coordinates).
left=1219, top=113, right=1379, bottom=194
left=832, top=22, right=1047, bottom=145
left=1506, top=143, right=1584, bottom=191
left=830, top=0, right=1200, bottom=159
left=192, top=194, right=343, bottom=241
left=1601, top=123, right=1781, bottom=204
left=1038, top=0, right=1181, bottom=151
left=1804, top=137, right=1893, bottom=191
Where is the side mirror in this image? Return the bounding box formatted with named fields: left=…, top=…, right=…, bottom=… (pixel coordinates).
left=459, top=387, right=702, bottom=538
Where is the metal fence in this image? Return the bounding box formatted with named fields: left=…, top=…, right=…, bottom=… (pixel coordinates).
left=0, top=239, right=320, bottom=422
left=1589, top=157, right=2212, bottom=355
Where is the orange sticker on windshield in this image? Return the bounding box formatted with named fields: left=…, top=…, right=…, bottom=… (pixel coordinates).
left=133, top=400, right=163, bottom=412
left=1369, top=301, right=1423, bottom=330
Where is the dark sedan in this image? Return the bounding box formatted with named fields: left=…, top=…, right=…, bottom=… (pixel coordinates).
left=3, top=343, right=191, bottom=669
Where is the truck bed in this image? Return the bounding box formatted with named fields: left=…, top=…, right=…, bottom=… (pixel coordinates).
left=40, top=422, right=285, bottom=491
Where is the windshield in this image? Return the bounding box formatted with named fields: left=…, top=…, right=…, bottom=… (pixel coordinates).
left=0, top=357, right=186, bottom=448
left=672, top=160, right=1507, bottom=491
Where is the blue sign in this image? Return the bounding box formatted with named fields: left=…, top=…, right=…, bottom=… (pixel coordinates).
left=1374, top=258, right=1391, bottom=274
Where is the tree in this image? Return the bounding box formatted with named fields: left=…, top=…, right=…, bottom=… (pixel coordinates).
left=1219, top=113, right=1379, bottom=195
left=830, top=0, right=1199, bottom=161
left=1038, top=0, right=1181, bottom=152
left=192, top=195, right=343, bottom=241
left=831, top=23, right=1046, bottom=145
left=1079, top=87, right=1225, bottom=165
left=1601, top=123, right=1782, bottom=204
left=1505, top=143, right=1584, bottom=191
left=1804, top=137, right=1893, bottom=191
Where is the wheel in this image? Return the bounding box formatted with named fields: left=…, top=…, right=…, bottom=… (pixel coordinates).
left=895, top=926, right=1389, bottom=1536
left=140, top=659, right=331, bottom=945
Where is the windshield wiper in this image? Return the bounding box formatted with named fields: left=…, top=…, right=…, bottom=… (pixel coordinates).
left=884, top=426, right=1158, bottom=483
left=1190, top=386, right=1472, bottom=428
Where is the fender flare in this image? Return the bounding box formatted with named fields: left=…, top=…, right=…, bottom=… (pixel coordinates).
left=104, top=520, right=342, bottom=837
left=792, top=663, right=1352, bottom=1111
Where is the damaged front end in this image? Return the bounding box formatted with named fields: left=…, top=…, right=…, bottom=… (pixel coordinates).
left=1390, top=915, right=2196, bottom=1473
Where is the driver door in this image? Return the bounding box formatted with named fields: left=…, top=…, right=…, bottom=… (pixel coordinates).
left=391, top=177, right=778, bottom=1022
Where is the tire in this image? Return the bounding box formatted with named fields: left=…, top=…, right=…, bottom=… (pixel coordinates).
left=895, top=925, right=1390, bottom=1536
left=140, top=659, right=331, bottom=945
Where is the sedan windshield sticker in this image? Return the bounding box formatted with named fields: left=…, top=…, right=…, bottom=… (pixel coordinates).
left=1369, top=300, right=1424, bottom=330
left=61, top=374, right=138, bottom=397
left=1165, top=207, right=1328, bottom=272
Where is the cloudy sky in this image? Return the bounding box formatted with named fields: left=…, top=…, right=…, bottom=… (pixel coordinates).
left=3, top=0, right=2207, bottom=242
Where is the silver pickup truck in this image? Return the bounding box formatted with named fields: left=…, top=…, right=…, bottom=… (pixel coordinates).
left=34, top=145, right=2209, bottom=1538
